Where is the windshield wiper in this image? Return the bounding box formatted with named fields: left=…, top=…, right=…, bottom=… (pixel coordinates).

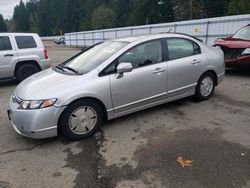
left=63, top=66, right=82, bottom=75
left=56, top=65, right=82, bottom=75
left=56, top=65, right=66, bottom=72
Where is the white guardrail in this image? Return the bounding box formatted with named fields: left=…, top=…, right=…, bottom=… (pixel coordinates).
left=64, top=14, right=250, bottom=47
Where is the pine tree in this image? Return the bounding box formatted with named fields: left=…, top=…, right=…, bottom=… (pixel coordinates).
left=203, top=0, right=230, bottom=17
left=134, top=0, right=174, bottom=25
left=114, top=0, right=134, bottom=27
left=13, top=0, right=30, bottom=32
left=91, top=4, right=116, bottom=29
left=9, top=0, right=250, bottom=36
left=0, top=14, right=7, bottom=32
left=228, top=0, right=250, bottom=15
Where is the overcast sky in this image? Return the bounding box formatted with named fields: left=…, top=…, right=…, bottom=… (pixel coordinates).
left=0, top=0, right=28, bottom=19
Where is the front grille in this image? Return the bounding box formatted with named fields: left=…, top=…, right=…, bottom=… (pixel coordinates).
left=12, top=94, right=23, bottom=104
left=220, top=47, right=244, bottom=60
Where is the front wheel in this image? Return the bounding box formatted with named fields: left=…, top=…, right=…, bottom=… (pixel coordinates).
left=195, top=72, right=216, bottom=101
left=59, top=99, right=104, bottom=140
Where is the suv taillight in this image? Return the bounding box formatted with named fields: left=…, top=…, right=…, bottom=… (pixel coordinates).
left=44, top=48, right=48, bottom=59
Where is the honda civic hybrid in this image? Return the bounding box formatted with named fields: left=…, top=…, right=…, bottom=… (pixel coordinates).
left=8, top=33, right=225, bottom=140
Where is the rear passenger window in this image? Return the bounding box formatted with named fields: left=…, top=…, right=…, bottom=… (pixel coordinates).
left=15, top=36, right=37, bottom=49
left=166, top=38, right=201, bottom=60
left=0, top=37, right=12, bottom=51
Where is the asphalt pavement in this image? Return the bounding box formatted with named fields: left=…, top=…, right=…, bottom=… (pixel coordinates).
left=0, top=45, right=250, bottom=188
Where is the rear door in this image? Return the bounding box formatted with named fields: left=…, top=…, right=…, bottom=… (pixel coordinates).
left=164, top=38, right=205, bottom=97
left=0, top=35, right=17, bottom=79
left=14, top=35, right=39, bottom=57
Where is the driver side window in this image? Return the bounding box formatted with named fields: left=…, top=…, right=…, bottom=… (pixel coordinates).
left=118, top=40, right=163, bottom=69
left=101, top=40, right=163, bottom=76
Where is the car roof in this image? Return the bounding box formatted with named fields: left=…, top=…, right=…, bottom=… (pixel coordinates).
left=113, top=33, right=201, bottom=43
left=0, top=32, right=39, bottom=37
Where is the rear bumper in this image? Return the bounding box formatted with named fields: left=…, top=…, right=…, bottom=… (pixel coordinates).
left=217, top=72, right=225, bottom=85
left=39, top=59, right=51, bottom=70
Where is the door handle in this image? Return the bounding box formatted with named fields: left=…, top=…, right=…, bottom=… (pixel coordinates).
left=191, top=59, right=201, bottom=65
left=4, top=54, right=14, bottom=57
left=153, top=68, right=165, bottom=74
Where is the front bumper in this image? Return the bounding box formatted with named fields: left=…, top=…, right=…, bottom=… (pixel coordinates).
left=8, top=97, right=66, bottom=139
left=225, top=55, right=250, bottom=68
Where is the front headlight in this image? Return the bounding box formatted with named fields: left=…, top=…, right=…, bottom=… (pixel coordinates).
left=18, top=99, right=57, bottom=110
left=242, top=48, right=250, bottom=56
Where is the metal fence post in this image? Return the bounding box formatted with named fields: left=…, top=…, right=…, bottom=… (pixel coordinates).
left=69, top=34, right=71, bottom=47
left=149, top=26, right=152, bottom=34
left=174, top=24, right=177, bottom=32
left=92, top=33, right=95, bottom=45
left=205, top=21, right=210, bottom=45
left=83, top=33, right=86, bottom=47
left=115, top=29, right=118, bottom=38
left=76, top=34, right=78, bottom=47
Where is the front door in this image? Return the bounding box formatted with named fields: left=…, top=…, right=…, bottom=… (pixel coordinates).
left=110, top=40, right=168, bottom=114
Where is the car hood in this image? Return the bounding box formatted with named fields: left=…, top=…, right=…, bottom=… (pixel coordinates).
left=215, top=38, right=250, bottom=49
left=15, top=68, right=84, bottom=100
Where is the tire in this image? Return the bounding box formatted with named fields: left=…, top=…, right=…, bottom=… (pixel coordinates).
left=59, top=99, right=104, bottom=140
left=16, top=64, right=39, bottom=82
left=195, top=72, right=216, bottom=101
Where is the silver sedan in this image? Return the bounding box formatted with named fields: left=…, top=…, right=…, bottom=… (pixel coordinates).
left=7, top=33, right=225, bottom=140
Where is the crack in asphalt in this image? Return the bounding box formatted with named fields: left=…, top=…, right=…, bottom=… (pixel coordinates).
left=0, top=138, right=57, bottom=156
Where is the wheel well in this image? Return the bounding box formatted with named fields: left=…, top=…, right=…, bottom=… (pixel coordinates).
left=202, top=70, right=218, bottom=85
left=83, top=97, right=108, bottom=122
left=59, top=97, right=108, bottom=124
left=14, top=60, right=41, bottom=77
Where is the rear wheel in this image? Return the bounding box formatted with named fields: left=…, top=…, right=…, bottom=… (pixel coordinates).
left=195, top=72, right=216, bottom=101
left=59, top=99, right=103, bottom=140
left=16, top=64, right=39, bottom=82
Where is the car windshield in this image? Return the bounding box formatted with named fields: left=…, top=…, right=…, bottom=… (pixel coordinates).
left=233, top=26, right=250, bottom=40
left=61, top=41, right=128, bottom=74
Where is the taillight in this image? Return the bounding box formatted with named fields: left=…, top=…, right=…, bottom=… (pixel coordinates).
left=44, top=48, right=48, bottom=59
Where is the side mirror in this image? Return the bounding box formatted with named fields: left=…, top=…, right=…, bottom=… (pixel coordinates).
left=117, top=62, right=133, bottom=74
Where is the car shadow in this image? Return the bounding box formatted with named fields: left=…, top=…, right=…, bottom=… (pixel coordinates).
left=225, top=68, right=250, bottom=78
left=105, top=96, right=194, bottom=126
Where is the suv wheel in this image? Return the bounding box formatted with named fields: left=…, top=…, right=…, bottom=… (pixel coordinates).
left=16, top=64, right=39, bottom=82
left=195, top=72, right=216, bottom=101
left=59, top=99, right=104, bottom=140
